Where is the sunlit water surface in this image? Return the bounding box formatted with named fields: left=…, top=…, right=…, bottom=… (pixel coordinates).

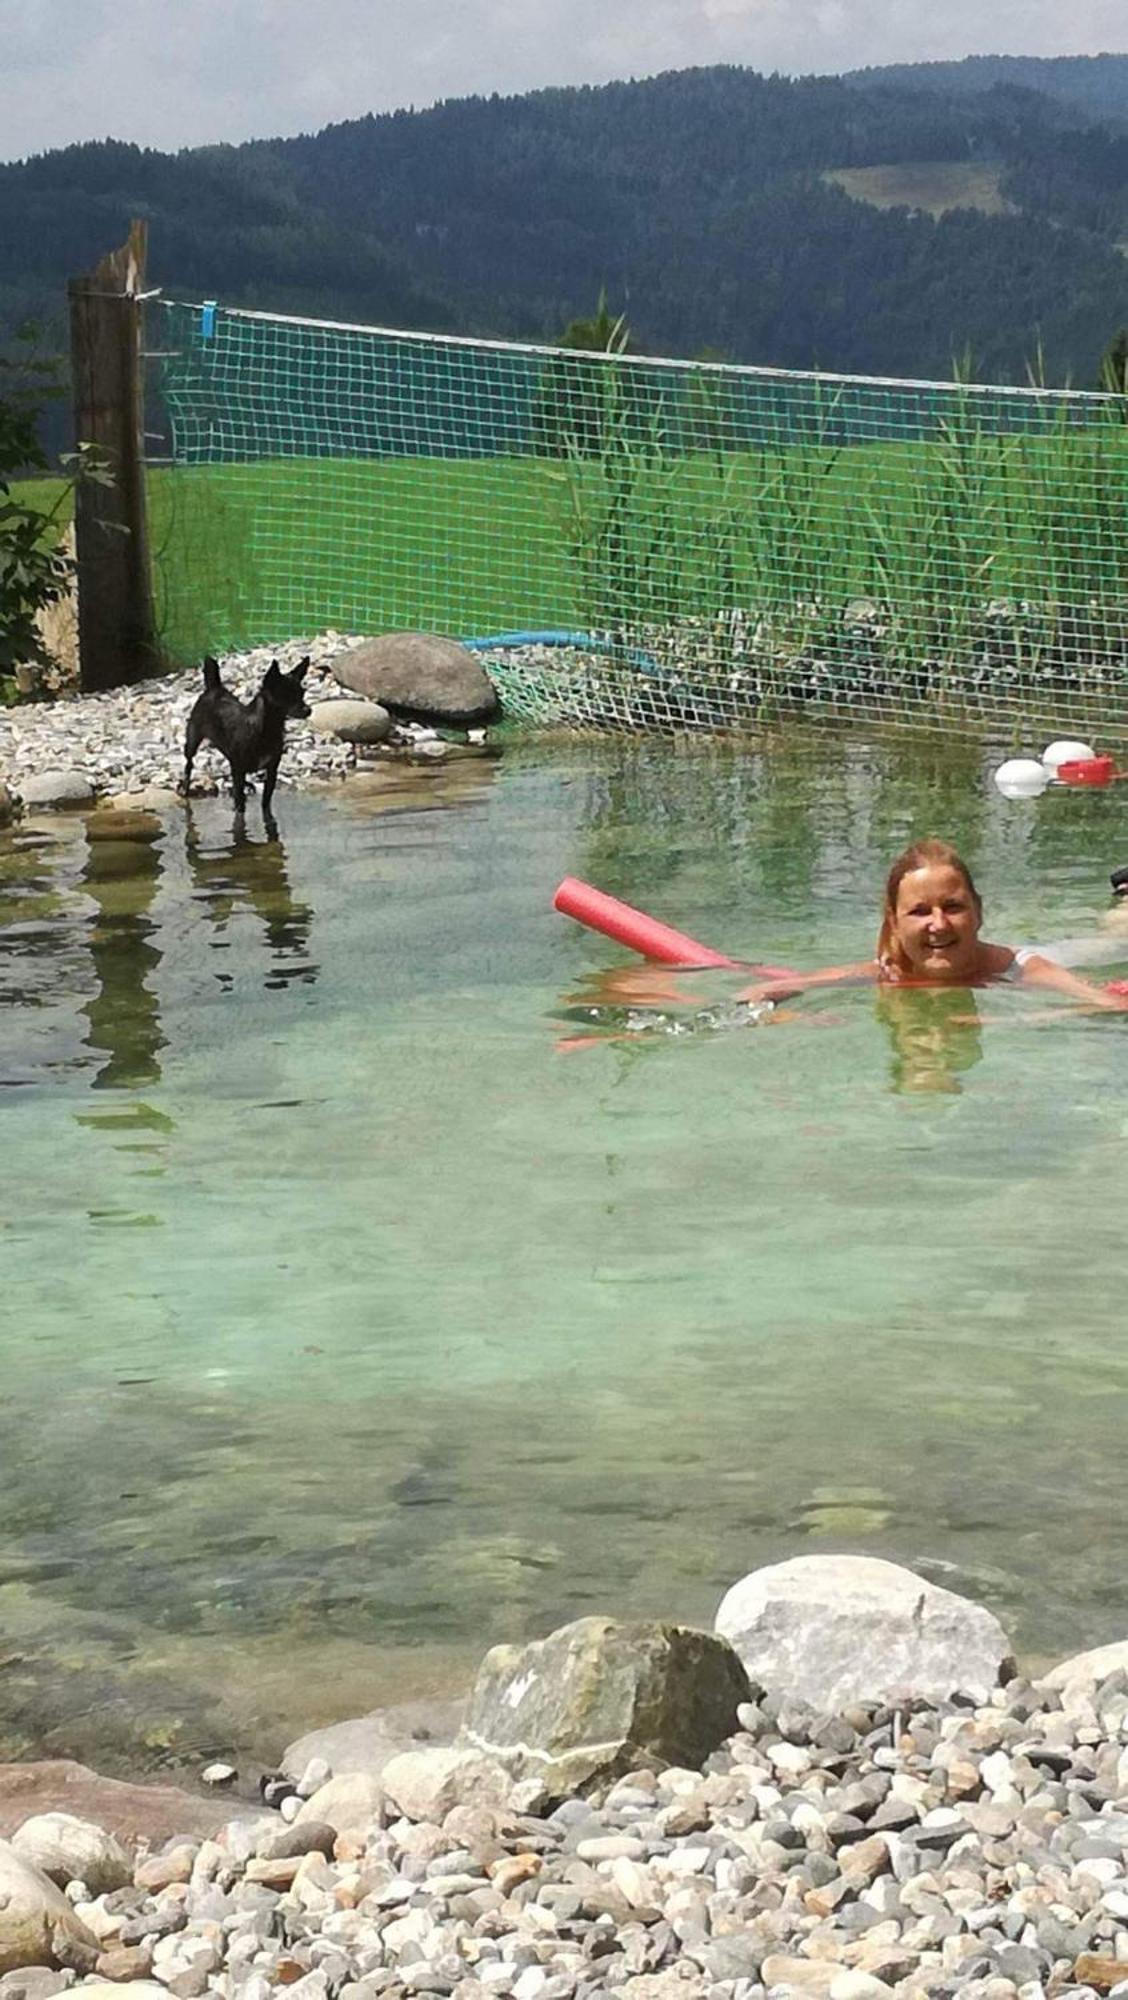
left=4, top=731, right=1128, bottom=1774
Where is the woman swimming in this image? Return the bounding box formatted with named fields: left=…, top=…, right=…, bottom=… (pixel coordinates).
left=738, top=838, right=1128, bottom=1009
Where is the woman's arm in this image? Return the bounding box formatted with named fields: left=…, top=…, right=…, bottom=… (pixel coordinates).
left=1016, top=952, right=1128, bottom=1009
left=737, top=961, right=880, bottom=1004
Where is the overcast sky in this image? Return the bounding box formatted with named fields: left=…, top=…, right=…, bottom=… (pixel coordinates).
left=1, top=0, right=1125, bottom=164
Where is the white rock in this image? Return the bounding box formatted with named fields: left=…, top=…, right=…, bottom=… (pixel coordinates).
left=296, top=1756, right=332, bottom=1798
left=380, top=1747, right=511, bottom=1823
left=295, top=1772, right=383, bottom=1835
left=18, top=771, right=95, bottom=808
left=308, top=700, right=392, bottom=744
left=200, top=1762, right=237, bottom=1787
left=0, top=1837, right=100, bottom=1974
left=1041, top=1640, right=1128, bottom=1693
left=11, top=1814, right=131, bottom=1896
left=715, top=1554, right=1013, bottom=1710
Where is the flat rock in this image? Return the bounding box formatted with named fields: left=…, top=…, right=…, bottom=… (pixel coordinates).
left=460, top=1615, right=750, bottom=1796
left=330, top=634, right=500, bottom=728
left=715, top=1554, right=1013, bottom=1710
left=281, top=1698, right=465, bottom=1783
left=84, top=810, right=162, bottom=844
left=0, top=1839, right=99, bottom=1974
left=18, top=772, right=95, bottom=809
left=0, top=1763, right=230, bottom=1849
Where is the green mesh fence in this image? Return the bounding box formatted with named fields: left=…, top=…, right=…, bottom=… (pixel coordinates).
left=150, top=298, right=1128, bottom=739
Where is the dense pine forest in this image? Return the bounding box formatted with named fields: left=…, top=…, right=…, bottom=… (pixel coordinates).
left=5, top=53, right=1128, bottom=400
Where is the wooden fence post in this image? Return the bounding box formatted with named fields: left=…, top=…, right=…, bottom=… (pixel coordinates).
left=68, top=220, right=160, bottom=692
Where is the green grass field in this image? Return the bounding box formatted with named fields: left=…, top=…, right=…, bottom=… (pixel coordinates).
left=20, top=418, right=1128, bottom=687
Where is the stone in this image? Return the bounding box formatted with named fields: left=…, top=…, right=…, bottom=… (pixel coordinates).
left=0, top=783, right=16, bottom=827
left=715, top=1556, right=1013, bottom=1710
left=10, top=1816, right=131, bottom=1896
left=1074, top=1955, right=1128, bottom=1992
left=1042, top=1644, right=1128, bottom=1695
left=281, top=1700, right=465, bottom=1784
left=0, top=1974, right=73, bottom=2000
left=53, top=1990, right=165, bottom=2000
left=294, top=1776, right=383, bottom=1837
left=0, top=1840, right=100, bottom=1974
left=460, top=1616, right=750, bottom=1797
left=18, top=773, right=95, bottom=809
left=84, top=810, right=161, bottom=843
left=308, top=701, right=392, bottom=745
left=330, top=634, right=500, bottom=728
left=0, top=1765, right=229, bottom=1849
left=380, top=1749, right=511, bottom=1824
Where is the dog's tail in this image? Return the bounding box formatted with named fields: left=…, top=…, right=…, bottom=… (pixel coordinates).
left=202, top=655, right=223, bottom=691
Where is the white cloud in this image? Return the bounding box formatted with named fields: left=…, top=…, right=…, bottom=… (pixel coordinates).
left=0, top=0, right=1124, bottom=161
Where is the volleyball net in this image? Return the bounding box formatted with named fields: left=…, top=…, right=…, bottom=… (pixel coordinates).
left=149, top=298, right=1128, bottom=739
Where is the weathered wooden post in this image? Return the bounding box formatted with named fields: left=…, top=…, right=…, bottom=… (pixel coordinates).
left=68, top=220, right=160, bottom=691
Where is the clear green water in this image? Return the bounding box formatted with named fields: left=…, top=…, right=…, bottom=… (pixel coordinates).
left=5, top=730, right=1128, bottom=1776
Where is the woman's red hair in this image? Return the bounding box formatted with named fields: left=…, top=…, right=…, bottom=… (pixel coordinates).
left=877, top=839, right=982, bottom=971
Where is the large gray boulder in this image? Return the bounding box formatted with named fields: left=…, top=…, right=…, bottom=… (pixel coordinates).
left=330, top=633, right=500, bottom=728
left=715, top=1554, right=1014, bottom=1711
left=0, top=1839, right=99, bottom=1974
left=459, top=1616, right=750, bottom=1797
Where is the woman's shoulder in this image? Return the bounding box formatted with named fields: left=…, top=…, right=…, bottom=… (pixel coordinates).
left=982, top=941, right=1022, bottom=980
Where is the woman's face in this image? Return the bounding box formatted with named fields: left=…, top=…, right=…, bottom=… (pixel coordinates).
left=891, top=862, right=982, bottom=980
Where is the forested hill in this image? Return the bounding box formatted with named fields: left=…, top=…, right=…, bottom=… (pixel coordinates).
left=844, top=53, right=1128, bottom=121
left=5, top=56, right=1128, bottom=395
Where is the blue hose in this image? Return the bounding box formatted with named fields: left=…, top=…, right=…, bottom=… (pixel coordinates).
left=461, top=630, right=663, bottom=676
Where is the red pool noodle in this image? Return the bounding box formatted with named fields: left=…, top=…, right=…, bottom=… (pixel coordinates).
left=553, top=876, right=794, bottom=978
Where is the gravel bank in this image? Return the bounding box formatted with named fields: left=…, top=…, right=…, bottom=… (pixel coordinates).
left=13, top=1670, right=1128, bottom=2000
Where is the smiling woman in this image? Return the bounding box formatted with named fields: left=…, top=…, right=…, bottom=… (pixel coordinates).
left=737, top=838, right=1128, bottom=1011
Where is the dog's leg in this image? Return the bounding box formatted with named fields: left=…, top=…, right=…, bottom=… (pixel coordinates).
left=182, top=711, right=204, bottom=797
left=231, top=762, right=249, bottom=815
left=261, top=755, right=281, bottom=822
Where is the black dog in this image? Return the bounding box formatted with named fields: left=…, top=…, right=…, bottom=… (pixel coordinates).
left=183, top=656, right=310, bottom=822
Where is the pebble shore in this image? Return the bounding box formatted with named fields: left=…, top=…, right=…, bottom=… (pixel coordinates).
left=0, top=638, right=463, bottom=806
left=16, top=1671, right=1128, bottom=2000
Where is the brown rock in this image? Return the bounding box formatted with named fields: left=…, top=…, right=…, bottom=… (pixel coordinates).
left=243, top=1856, right=303, bottom=1888
left=94, top=1945, right=154, bottom=1982
left=488, top=1853, right=542, bottom=1896
left=133, top=1846, right=197, bottom=1892
left=0, top=1764, right=229, bottom=1850
left=1074, top=1956, right=1127, bottom=1993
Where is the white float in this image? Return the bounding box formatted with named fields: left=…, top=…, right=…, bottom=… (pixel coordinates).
left=993, top=758, right=1050, bottom=800
left=1042, top=738, right=1096, bottom=774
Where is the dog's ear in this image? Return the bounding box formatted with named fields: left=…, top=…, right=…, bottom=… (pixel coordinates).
left=203, top=656, right=222, bottom=689
left=293, top=657, right=310, bottom=681
left=263, top=661, right=282, bottom=684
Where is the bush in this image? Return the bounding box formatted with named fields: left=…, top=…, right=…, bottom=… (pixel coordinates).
left=0, top=329, right=110, bottom=693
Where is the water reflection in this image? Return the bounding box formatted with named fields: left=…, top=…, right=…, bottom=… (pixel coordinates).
left=185, top=809, right=317, bottom=988
left=875, top=986, right=984, bottom=1095
left=80, top=813, right=166, bottom=1089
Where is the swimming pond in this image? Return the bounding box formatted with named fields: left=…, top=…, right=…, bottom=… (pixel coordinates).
left=4, top=730, right=1128, bottom=1775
